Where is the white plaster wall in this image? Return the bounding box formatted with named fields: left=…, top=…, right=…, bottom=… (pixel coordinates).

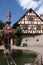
left=21, top=35, right=43, bottom=46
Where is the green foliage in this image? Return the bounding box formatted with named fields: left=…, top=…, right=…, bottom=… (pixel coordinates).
left=0, top=20, right=5, bottom=29
left=15, top=35, right=22, bottom=46
left=15, top=27, right=21, bottom=36
left=15, top=27, right=22, bottom=46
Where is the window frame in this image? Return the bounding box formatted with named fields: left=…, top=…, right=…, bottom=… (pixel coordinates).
left=23, top=24, right=28, bottom=30
left=36, top=24, right=41, bottom=30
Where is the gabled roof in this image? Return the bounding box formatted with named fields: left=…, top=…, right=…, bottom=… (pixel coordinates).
left=13, top=8, right=43, bottom=26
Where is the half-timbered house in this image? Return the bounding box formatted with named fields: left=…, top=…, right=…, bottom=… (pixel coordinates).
left=13, top=8, right=43, bottom=46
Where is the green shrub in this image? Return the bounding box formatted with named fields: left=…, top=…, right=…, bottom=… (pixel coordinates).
left=15, top=27, right=22, bottom=46
left=15, top=27, right=21, bottom=36
left=15, top=35, right=22, bottom=46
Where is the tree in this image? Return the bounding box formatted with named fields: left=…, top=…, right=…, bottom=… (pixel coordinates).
left=15, top=27, right=21, bottom=36
left=0, top=20, right=5, bottom=29
left=15, top=35, right=21, bottom=46
left=15, top=27, right=22, bottom=46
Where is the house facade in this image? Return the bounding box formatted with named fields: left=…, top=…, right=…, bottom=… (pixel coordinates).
left=13, top=8, right=43, bottom=46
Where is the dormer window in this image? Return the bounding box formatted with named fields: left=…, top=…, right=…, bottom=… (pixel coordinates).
left=23, top=24, right=28, bottom=30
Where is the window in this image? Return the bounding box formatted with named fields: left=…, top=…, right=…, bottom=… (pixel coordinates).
left=36, top=25, right=41, bottom=30
left=36, top=39, right=39, bottom=42
left=27, top=16, right=33, bottom=21
left=23, top=24, right=28, bottom=30
left=29, top=16, right=33, bottom=21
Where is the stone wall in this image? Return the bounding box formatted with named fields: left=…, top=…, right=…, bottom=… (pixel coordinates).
left=21, top=35, right=43, bottom=46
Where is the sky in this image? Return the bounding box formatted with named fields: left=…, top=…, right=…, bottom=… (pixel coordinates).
left=0, top=0, right=43, bottom=26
